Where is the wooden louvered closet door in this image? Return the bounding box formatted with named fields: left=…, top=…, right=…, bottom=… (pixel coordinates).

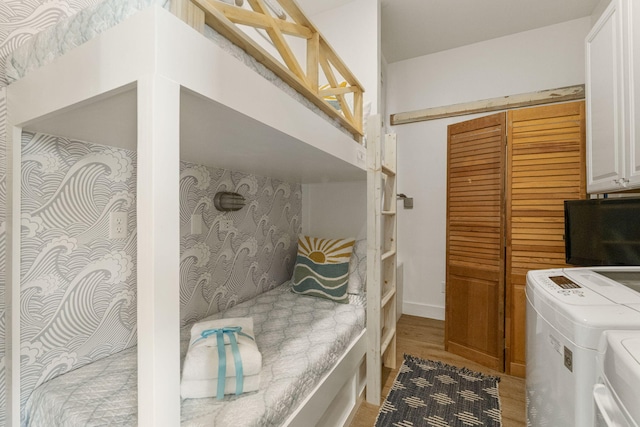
left=445, top=113, right=506, bottom=371
left=505, top=101, right=586, bottom=377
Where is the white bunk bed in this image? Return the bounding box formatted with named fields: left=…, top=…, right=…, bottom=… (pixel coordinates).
left=4, top=2, right=379, bottom=426
left=23, top=281, right=367, bottom=426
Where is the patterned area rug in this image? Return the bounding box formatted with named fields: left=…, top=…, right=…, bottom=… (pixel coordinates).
left=375, top=355, right=502, bottom=427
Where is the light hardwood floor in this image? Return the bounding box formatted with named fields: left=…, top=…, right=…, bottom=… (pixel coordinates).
left=349, top=315, right=526, bottom=427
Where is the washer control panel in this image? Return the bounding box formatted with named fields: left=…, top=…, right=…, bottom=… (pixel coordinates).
left=528, top=268, right=640, bottom=306
left=530, top=271, right=591, bottom=300
left=549, top=275, right=581, bottom=289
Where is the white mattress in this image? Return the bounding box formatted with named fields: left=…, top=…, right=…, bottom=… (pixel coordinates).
left=5, top=0, right=169, bottom=83
left=24, top=282, right=365, bottom=427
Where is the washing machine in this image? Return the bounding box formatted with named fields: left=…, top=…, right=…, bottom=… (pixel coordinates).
left=594, top=330, right=640, bottom=427
left=526, top=267, right=640, bottom=427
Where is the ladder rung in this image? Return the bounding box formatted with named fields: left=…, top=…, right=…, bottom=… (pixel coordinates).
left=381, top=326, right=396, bottom=356
left=381, top=249, right=396, bottom=261
left=382, top=210, right=396, bottom=216
left=381, top=163, right=396, bottom=176
left=381, top=287, right=396, bottom=308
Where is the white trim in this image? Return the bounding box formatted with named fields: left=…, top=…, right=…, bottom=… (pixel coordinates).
left=136, top=75, right=181, bottom=427
left=403, top=301, right=445, bottom=321
left=6, top=118, right=22, bottom=427
left=284, top=330, right=366, bottom=427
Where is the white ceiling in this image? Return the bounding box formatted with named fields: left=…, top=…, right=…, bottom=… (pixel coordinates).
left=298, top=0, right=601, bottom=63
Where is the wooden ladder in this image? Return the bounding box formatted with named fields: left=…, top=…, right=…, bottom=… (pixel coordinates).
left=366, top=114, right=398, bottom=404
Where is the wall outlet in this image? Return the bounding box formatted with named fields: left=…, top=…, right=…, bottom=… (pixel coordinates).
left=220, top=219, right=233, bottom=232
left=110, top=211, right=128, bottom=239
left=191, top=214, right=203, bottom=235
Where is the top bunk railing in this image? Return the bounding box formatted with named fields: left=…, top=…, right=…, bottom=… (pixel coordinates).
left=171, top=0, right=365, bottom=140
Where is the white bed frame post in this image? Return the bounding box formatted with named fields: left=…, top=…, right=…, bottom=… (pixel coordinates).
left=136, top=75, right=181, bottom=427
left=366, top=115, right=398, bottom=405
left=6, top=111, right=22, bottom=427
left=366, top=114, right=383, bottom=405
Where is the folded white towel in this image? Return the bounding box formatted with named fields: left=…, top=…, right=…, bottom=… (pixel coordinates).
left=181, top=317, right=262, bottom=399
left=181, top=373, right=261, bottom=399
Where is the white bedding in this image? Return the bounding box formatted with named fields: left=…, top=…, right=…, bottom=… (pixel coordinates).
left=5, top=0, right=169, bottom=83
left=181, top=317, right=262, bottom=399
left=24, top=282, right=365, bottom=427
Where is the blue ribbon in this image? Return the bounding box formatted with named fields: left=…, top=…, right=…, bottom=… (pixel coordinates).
left=192, top=326, right=255, bottom=400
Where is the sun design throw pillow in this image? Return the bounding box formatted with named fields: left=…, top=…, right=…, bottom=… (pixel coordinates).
left=292, top=236, right=356, bottom=303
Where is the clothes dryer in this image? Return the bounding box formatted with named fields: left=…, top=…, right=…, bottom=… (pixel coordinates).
left=594, top=330, right=640, bottom=427
left=526, top=267, right=640, bottom=427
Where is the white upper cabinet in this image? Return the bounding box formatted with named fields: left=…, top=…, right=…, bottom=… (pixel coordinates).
left=586, top=0, right=624, bottom=192
left=586, top=0, right=640, bottom=192
left=628, top=0, right=640, bottom=186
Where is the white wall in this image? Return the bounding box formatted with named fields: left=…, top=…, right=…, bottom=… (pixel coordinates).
left=310, top=0, right=381, bottom=115
left=302, top=181, right=367, bottom=240
left=301, top=0, right=379, bottom=241
left=386, top=17, right=592, bottom=320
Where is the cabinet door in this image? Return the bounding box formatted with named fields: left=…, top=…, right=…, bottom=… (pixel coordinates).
left=446, top=113, right=505, bottom=372
left=586, top=0, right=625, bottom=193
left=506, top=102, right=586, bottom=377
left=627, top=0, right=640, bottom=187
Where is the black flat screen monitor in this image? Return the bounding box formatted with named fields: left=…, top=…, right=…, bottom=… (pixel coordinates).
left=564, top=198, right=640, bottom=266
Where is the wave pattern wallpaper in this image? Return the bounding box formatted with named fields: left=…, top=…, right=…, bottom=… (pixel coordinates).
left=178, top=163, right=301, bottom=326
left=19, top=133, right=138, bottom=416
left=0, top=2, right=139, bottom=423
left=16, top=133, right=301, bottom=421
left=2, top=2, right=110, bottom=424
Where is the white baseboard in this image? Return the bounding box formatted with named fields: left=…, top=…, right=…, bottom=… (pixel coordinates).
left=402, top=302, right=445, bottom=320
